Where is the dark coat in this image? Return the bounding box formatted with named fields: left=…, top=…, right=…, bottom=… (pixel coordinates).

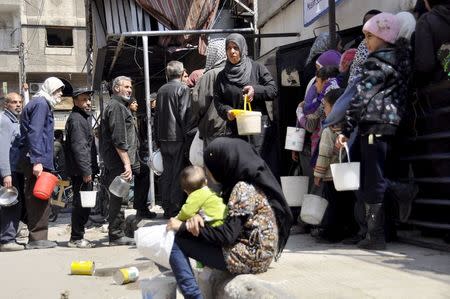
left=191, top=62, right=226, bottom=145
left=100, top=95, right=139, bottom=170
left=18, top=97, right=54, bottom=170
left=342, top=39, right=412, bottom=137
left=65, top=106, right=98, bottom=177
left=213, top=60, right=277, bottom=136
left=415, top=4, right=450, bottom=87
left=155, top=79, right=191, bottom=142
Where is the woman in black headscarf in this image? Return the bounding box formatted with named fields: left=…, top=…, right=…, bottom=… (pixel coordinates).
left=167, top=137, right=293, bottom=299
left=213, top=33, right=278, bottom=175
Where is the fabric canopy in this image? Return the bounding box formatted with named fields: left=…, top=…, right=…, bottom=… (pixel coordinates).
left=136, top=0, right=220, bottom=50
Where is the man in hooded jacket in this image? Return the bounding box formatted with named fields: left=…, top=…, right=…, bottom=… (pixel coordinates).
left=18, top=77, right=64, bottom=249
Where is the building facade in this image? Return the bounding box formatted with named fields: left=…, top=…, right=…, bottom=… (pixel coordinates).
left=0, top=0, right=90, bottom=128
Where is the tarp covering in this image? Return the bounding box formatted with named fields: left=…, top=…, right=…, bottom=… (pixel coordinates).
left=136, top=0, right=220, bottom=49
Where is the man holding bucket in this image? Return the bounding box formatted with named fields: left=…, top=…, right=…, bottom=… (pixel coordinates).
left=0, top=92, right=24, bottom=251
left=100, top=76, right=138, bottom=246
left=18, top=77, right=65, bottom=250
left=65, top=87, right=98, bottom=248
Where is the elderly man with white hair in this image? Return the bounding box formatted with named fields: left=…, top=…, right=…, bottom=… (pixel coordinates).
left=18, top=77, right=64, bottom=250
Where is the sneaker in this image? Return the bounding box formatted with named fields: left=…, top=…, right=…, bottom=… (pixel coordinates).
left=136, top=210, right=157, bottom=220
left=0, top=242, right=25, bottom=252
left=109, top=236, right=135, bottom=246
left=68, top=239, right=96, bottom=248
left=25, top=240, right=57, bottom=250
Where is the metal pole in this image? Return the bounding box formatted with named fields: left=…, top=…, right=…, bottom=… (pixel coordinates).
left=328, top=0, right=337, bottom=49
left=253, top=0, right=259, bottom=58
left=117, top=27, right=254, bottom=38
left=142, top=35, right=155, bottom=208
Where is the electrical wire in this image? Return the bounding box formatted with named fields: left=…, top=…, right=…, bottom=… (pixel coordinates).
left=25, top=0, right=45, bottom=52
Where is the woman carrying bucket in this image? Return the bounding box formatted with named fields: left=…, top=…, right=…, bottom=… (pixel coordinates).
left=213, top=33, right=278, bottom=176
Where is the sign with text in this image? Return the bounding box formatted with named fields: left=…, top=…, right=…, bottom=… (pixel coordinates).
left=303, top=0, right=344, bottom=27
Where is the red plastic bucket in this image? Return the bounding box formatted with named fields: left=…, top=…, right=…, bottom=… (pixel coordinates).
left=33, top=172, right=58, bottom=200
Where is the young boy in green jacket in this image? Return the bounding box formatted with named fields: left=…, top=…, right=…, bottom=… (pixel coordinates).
left=177, top=165, right=227, bottom=227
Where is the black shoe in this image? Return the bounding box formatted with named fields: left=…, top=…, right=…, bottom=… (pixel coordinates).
left=389, top=182, right=419, bottom=222
left=136, top=210, right=157, bottom=219
left=342, top=234, right=364, bottom=245
left=109, top=236, right=135, bottom=246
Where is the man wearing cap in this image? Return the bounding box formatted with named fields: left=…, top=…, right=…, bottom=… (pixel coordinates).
left=0, top=92, right=24, bottom=251
left=65, top=87, right=98, bottom=248
left=18, top=77, right=64, bottom=249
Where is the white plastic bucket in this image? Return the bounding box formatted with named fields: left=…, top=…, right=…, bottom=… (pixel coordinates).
left=80, top=190, right=97, bottom=208
left=300, top=194, right=328, bottom=225
left=140, top=272, right=177, bottom=299
left=149, top=150, right=164, bottom=176
left=236, top=111, right=262, bottom=135
left=330, top=144, right=360, bottom=191
left=280, top=176, right=309, bottom=207
left=284, top=127, right=305, bottom=152
left=189, top=130, right=204, bottom=167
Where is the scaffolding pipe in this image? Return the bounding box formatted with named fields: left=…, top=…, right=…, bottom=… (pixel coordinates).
left=254, top=0, right=259, bottom=57
left=328, top=0, right=337, bottom=49
left=110, top=27, right=254, bottom=38
left=142, top=35, right=155, bottom=207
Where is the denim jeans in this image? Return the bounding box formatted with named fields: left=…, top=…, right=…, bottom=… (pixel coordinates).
left=169, top=236, right=227, bottom=299
left=169, top=241, right=203, bottom=299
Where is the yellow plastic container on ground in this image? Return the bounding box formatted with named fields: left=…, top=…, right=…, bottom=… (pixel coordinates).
left=70, top=261, right=95, bottom=275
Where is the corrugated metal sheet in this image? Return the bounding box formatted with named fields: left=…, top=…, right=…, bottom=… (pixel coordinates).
left=93, top=0, right=156, bottom=35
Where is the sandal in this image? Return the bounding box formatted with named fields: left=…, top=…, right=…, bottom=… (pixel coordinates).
left=68, top=239, right=96, bottom=248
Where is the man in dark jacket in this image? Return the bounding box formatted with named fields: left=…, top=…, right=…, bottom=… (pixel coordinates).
left=65, top=88, right=98, bottom=248
left=100, top=76, right=138, bottom=245
left=155, top=61, right=191, bottom=218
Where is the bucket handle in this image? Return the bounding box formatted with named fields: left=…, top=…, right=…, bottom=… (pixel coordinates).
left=243, top=94, right=252, bottom=111
left=339, top=143, right=352, bottom=163
left=79, top=181, right=94, bottom=192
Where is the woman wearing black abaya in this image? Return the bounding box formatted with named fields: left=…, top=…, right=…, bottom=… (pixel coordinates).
left=213, top=34, right=279, bottom=176
left=166, top=137, right=293, bottom=299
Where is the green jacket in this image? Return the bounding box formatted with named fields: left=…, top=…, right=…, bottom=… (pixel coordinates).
left=177, top=186, right=227, bottom=227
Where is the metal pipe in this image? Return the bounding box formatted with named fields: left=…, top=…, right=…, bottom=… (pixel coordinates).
left=253, top=0, right=259, bottom=58
left=232, top=0, right=255, bottom=15
left=142, top=35, right=155, bottom=208
left=328, top=0, right=337, bottom=49
left=107, top=35, right=125, bottom=77
left=113, top=27, right=254, bottom=38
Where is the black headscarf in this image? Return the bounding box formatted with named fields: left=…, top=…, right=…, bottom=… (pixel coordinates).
left=223, top=33, right=253, bottom=87
left=204, top=137, right=293, bottom=259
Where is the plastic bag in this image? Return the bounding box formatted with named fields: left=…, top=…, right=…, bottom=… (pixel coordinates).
left=135, top=225, right=174, bottom=269
left=189, top=130, right=204, bottom=166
